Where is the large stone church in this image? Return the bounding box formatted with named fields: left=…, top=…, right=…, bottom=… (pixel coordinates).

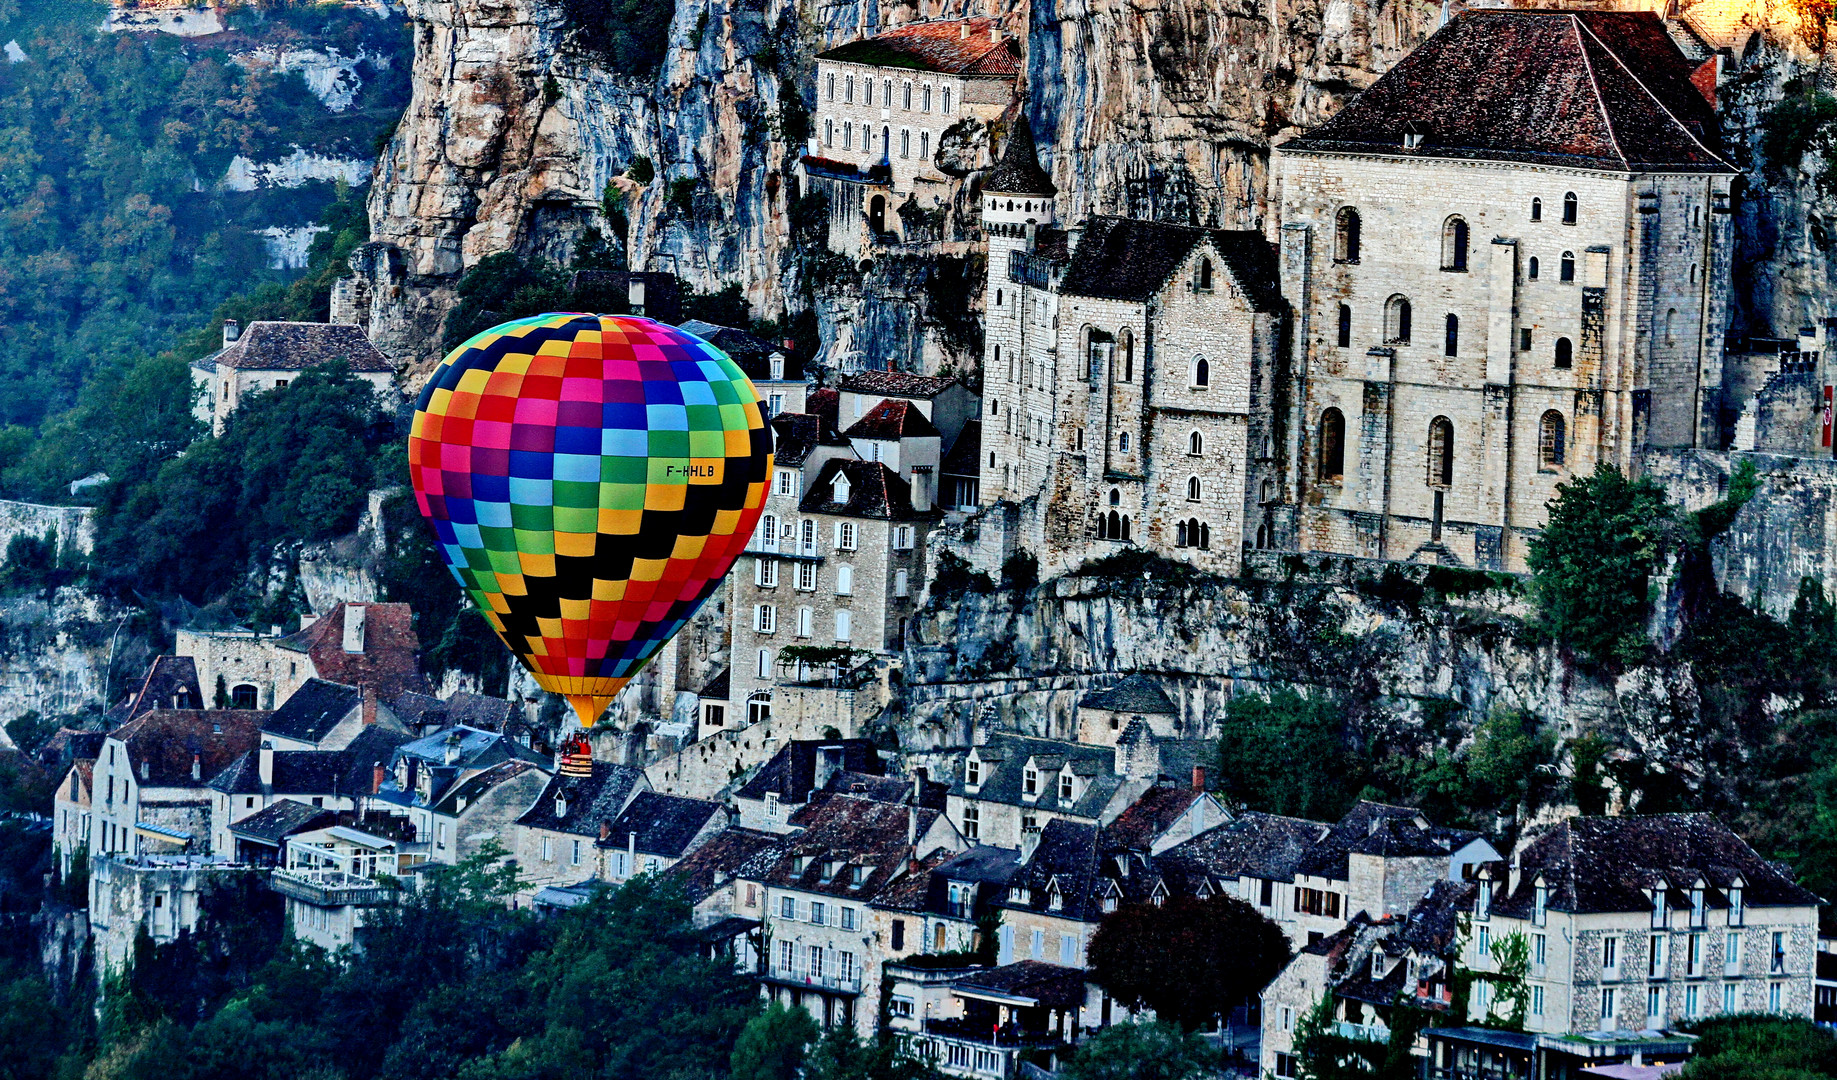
left=976, top=7, right=1735, bottom=574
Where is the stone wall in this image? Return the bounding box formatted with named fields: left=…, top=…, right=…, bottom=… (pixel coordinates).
left=0, top=501, right=93, bottom=560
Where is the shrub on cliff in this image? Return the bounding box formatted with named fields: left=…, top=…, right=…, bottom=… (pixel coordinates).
left=1216, top=687, right=1359, bottom=819
left=1526, top=462, right=1675, bottom=666
left=558, top=0, right=675, bottom=74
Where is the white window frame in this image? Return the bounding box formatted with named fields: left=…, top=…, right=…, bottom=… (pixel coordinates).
left=755, top=604, right=777, bottom=633
left=756, top=559, right=778, bottom=587
left=796, top=561, right=817, bottom=591
left=835, top=610, right=852, bottom=641
left=837, top=565, right=854, bottom=595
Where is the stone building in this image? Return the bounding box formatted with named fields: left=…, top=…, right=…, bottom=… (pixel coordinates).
left=206, top=723, right=410, bottom=855
left=1274, top=10, right=1736, bottom=570
left=946, top=734, right=1147, bottom=851
left=270, top=822, right=419, bottom=951
left=367, top=725, right=548, bottom=861
left=1464, top=814, right=1821, bottom=1038
left=804, top=17, right=1019, bottom=256
left=513, top=758, right=649, bottom=899
left=88, top=855, right=262, bottom=973
left=83, top=709, right=266, bottom=861
left=598, top=791, right=730, bottom=883
left=190, top=320, right=396, bottom=435
left=176, top=602, right=429, bottom=712
left=977, top=122, right=1287, bottom=577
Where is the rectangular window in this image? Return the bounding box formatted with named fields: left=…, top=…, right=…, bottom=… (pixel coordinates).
left=1521, top=327, right=1533, bottom=351
left=1686, top=984, right=1700, bottom=1017
left=894, top=569, right=909, bottom=597
left=1478, top=925, right=1491, bottom=958
left=776, top=469, right=795, bottom=496
left=796, top=562, right=816, bottom=590
left=756, top=605, right=776, bottom=633
left=800, top=520, right=816, bottom=555
left=840, top=951, right=855, bottom=981
left=1531, top=985, right=1545, bottom=1017
left=838, top=522, right=858, bottom=550
left=835, top=610, right=852, bottom=641
left=1689, top=933, right=1704, bottom=976
left=1061, top=933, right=1076, bottom=965
left=1728, top=931, right=1742, bottom=975
left=810, top=900, right=825, bottom=925
left=541, top=837, right=552, bottom=862
left=894, top=525, right=913, bottom=549
left=842, top=907, right=856, bottom=930
left=1275, top=1054, right=1297, bottom=1079
left=1534, top=933, right=1547, bottom=968
left=781, top=896, right=796, bottom=919
left=892, top=919, right=905, bottom=950
left=1601, top=988, right=1618, bottom=1028
left=1260, top=879, right=1274, bottom=907
left=1603, top=937, right=1620, bottom=971
left=1031, top=928, right=1044, bottom=960
left=1773, top=931, right=1787, bottom=973
left=1281, top=1007, right=1293, bottom=1032
left=571, top=839, right=581, bottom=866
left=1647, top=985, right=1662, bottom=1018
left=836, top=565, right=853, bottom=595
left=809, top=945, right=823, bottom=978
left=1771, top=982, right=1783, bottom=1012
left=757, top=559, right=778, bottom=587
left=1723, top=982, right=1737, bottom=1013
left=1650, top=934, right=1666, bottom=977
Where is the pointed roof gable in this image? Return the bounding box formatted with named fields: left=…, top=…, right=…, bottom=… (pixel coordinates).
left=1282, top=10, right=1729, bottom=172
left=843, top=398, right=942, bottom=441
left=1059, top=218, right=1283, bottom=311
left=984, top=116, right=1056, bottom=196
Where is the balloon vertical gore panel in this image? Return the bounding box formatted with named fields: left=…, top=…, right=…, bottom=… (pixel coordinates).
left=407, top=313, right=775, bottom=728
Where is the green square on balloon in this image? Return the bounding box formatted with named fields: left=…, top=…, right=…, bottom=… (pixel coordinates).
left=709, top=379, right=740, bottom=406
left=553, top=479, right=597, bottom=509
left=510, top=503, right=554, bottom=531
left=688, top=427, right=724, bottom=457
left=553, top=504, right=597, bottom=533
left=513, top=528, right=555, bottom=555
left=601, top=482, right=647, bottom=510
left=649, top=429, right=689, bottom=458
left=487, top=549, right=522, bottom=575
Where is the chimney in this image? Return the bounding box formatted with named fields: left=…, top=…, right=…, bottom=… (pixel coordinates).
left=628, top=829, right=637, bottom=868
left=190, top=753, right=201, bottom=782
left=960, top=21, right=969, bottom=37
left=990, top=24, right=1000, bottom=42
left=444, top=732, right=463, bottom=766
left=342, top=604, right=366, bottom=654
left=372, top=762, right=385, bottom=795
left=628, top=276, right=647, bottom=315
left=222, top=320, right=240, bottom=347
left=912, top=465, right=934, bottom=512
left=362, top=686, right=377, bottom=727
left=907, top=805, right=918, bottom=849
left=911, top=773, right=922, bottom=806
left=1021, top=828, right=1041, bottom=862
left=1192, top=765, right=1206, bottom=792
left=258, top=740, right=274, bottom=788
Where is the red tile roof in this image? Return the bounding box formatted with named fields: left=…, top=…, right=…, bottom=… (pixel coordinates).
left=839, top=370, right=959, bottom=399
left=1283, top=10, right=1730, bottom=172
left=843, top=398, right=942, bottom=441
left=112, top=709, right=267, bottom=788
left=278, top=603, right=431, bottom=699
left=213, top=321, right=394, bottom=373
left=818, top=18, right=1020, bottom=77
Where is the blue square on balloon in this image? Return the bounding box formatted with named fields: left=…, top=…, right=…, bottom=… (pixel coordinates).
left=473, top=473, right=510, bottom=502
left=554, top=425, right=600, bottom=455
left=475, top=500, right=512, bottom=527
left=643, top=378, right=684, bottom=405
left=602, top=426, right=646, bottom=456
left=508, top=450, right=553, bottom=479
left=603, top=402, right=646, bottom=430
left=647, top=403, right=689, bottom=431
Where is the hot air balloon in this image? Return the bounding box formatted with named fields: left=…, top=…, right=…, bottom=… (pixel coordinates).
left=407, top=312, right=774, bottom=730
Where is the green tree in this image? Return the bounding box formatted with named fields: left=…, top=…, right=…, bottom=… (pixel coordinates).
left=1526, top=461, right=1675, bottom=665
left=801, top=1025, right=944, bottom=1080
left=1086, top=895, right=1291, bottom=1031
left=1216, top=687, right=1358, bottom=819
left=729, top=1002, right=818, bottom=1080
left=1059, top=1020, right=1214, bottom=1080
left=1681, top=1016, right=1837, bottom=1080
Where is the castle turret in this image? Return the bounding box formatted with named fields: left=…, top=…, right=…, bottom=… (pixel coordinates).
left=980, top=116, right=1056, bottom=236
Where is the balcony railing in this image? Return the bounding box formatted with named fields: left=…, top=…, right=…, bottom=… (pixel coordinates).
left=766, top=964, right=862, bottom=994
left=924, top=1018, right=1066, bottom=1048
left=270, top=869, right=397, bottom=908
left=1334, top=1020, right=1390, bottom=1043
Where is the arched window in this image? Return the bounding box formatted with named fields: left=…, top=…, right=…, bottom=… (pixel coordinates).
left=1196, top=521, right=1210, bottom=550
left=1189, top=431, right=1204, bottom=456
left=1562, top=191, right=1578, bottom=225
left=1554, top=337, right=1574, bottom=369
left=884, top=125, right=892, bottom=157
left=942, top=86, right=952, bottom=113
left=1109, top=488, right=1121, bottom=507
left=1335, top=207, right=1361, bottom=263
left=1531, top=197, right=1543, bottom=221
left=1121, top=515, right=1131, bottom=541
left=1442, top=216, right=1469, bottom=271
left=1107, top=510, right=1123, bottom=539
left=922, top=85, right=932, bottom=111
left=843, top=123, right=852, bottom=150
left=903, top=82, right=912, bottom=109
left=920, top=131, right=929, bottom=158
left=231, top=684, right=259, bottom=710
left=1337, top=303, right=1352, bottom=348
left=1386, top=296, right=1412, bottom=344
left=1560, top=251, right=1575, bottom=282
left=900, top=130, right=910, bottom=158
left=1187, top=476, right=1202, bottom=502
left=845, top=75, right=854, bottom=102
left=1319, top=408, right=1346, bottom=481
left=995, top=290, right=1003, bottom=308
left=1665, top=308, right=1677, bottom=346
left=1444, top=313, right=1460, bottom=357
left=883, top=78, right=891, bottom=104
left=989, top=399, right=997, bottom=415
left=1119, top=432, right=1130, bottom=452
left=1427, top=417, right=1454, bottom=488
left=1119, top=329, right=1135, bottom=382
left=1176, top=521, right=1189, bottom=547
left=1193, top=356, right=1209, bottom=387
left=1539, top=411, right=1567, bottom=468
left=1096, top=512, right=1109, bottom=540
left=826, top=73, right=835, bottom=101
left=1197, top=258, right=1214, bottom=291
left=1528, top=256, right=1539, bottom=280
left=824, top=118, right=834, bottom=147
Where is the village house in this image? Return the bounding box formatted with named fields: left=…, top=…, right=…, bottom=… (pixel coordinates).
left=175, top=601, right=429, bottom=713
left=1446, top=813, right=1821, bottom=1078
left=222, top=798, right=337, bottom=866
left=270, top=820, right=423, bottom=951
left=888, top=960, right=1090, bottom=1080
left=370, top=726, right=549, bottom=862
left=79, top=709, right=267, bottom=861
left=873, top=842, right=1018, bottom=961
left=750, top=793, right=966, bottom=1033
left=976, top=120, right=1288, bottom=577
left=190, top=319, right=396, bottom=435
left=258, top=678, right=403, bottom=753
left=1274, top=10, right=1736, bottom=570
left=206, top=723, right=410, bottom=855
left=804, top=17, right=1019, bottom=255
left=87, top=854, right=262, bottom=973
left=598, top=790, right=731, bottom=883
left=1259, top=879, right=1474, bottom=1080
left=513, top=758, right=649, bottom=899
left=946, top=734, right=1147, bottom=851
left=424, top=758, right=551, bottom=865
left=655, top=824, right=788, bottom=974
left=731, top=738, right=884, bottom=832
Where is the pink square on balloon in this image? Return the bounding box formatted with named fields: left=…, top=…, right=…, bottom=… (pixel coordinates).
left=440, top=443, right=469, bottom=472
left=561, top=377, right=604, bottom=402
left=604, top=359, right=642, bottom=382
left=513, top=397, right=559, bottom=425
left=472, top=420, right=513, bottom=450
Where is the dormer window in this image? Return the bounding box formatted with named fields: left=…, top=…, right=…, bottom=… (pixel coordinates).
left=1533, top=883, right=1548, bottom=927
left=1729, top=883, right=1745, bottom=926
left=1049, top=886, right=1064, bottom=911
left=821, top=859, right=840, bottom=883
left=1653, top=885, right=1668, bottom=928
left=833, top=474, right=851, bottom=504
left=1103, top=895, right=1118, bottom=913
left=795, top=854, right=813, bottom=874
left=1059, top=773, right=1074, bottom=801
left=1023, top=766, right=1038, bottom=796
left=966, top=758, right=981, bottom=787
left=1373, top=953, right=1386, bottom=979
left=1476, top=885, right=1491, bottom=921
left=1691, top=885, right=1706, bottom=928
left=852, top=865, right=869, bottom=887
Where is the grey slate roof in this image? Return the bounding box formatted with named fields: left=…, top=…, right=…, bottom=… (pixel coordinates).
left=264, top=679, right=362, bottom=745
left=735, top=738, right=883, bottom=803
left=760, top=795, right=946, bottom=901
left=799, top=459, right=932, bottom=520
left=600, top=791, right=727, bottom=858
left=1296, top=802, right=1479, bottom=880
left=983, top=116, right=1056, bottom=195
left=210, top=749, right=350, bottom=797
left=431, top=759, right=546, bottom=815
left=838, top=370, right=958, bottom=399
left=1493, top=813, right=1823, bottom=917
left=1059, top=217, right=1283, bottom=312
left=1279, top=10, right=1729, bottom=173
left=1004, top=817, right=1159, bottom=923
left=209, top=321, right=393, bottom=373
left=956, top=961, right=1088, bottom=1011
left=1153, top=811, right=1330, bottom=886
left=1079, top=673, right=1176, bottom=714
left=515, top=760, right=646, bottom=837
left=954, top=734, right=1123, bottom=818
left=228, top=799, right=335, bottom=845
left=661, top=827, right=788, bottom=903
left=678, top=320, right=803, bottom=382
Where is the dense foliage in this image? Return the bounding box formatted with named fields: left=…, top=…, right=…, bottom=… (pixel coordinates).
left=0, top=2, right=408, bottom=429
left=1526, top=462, right=1677, bottom=666
left=1057, top=1021, right=1217, bottom=1080
left=1681, top=1016, right=1837, bottom=1080
left=1087, top=896, right=1290, bottom=1031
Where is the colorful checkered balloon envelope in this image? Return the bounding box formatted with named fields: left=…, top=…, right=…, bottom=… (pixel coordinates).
left=408, top=313, right=774, bottom=728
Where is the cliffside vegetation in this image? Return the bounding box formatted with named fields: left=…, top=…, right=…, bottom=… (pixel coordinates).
left=0, top=3, right=408, bottom=431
